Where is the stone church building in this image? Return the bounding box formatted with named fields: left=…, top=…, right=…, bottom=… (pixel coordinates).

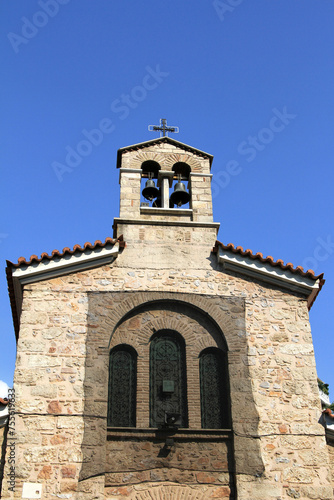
left=1, top=135, right=333, bottom=499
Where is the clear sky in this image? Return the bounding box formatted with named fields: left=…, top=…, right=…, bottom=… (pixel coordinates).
left=1, top=1, right=334, bottom=401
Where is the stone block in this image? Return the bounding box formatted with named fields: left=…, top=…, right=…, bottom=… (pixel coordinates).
left=300, top=485, right=333, bottom=499
left=282, top=465, right=315, bottom=483
left=27, top=355, right=61, bottom=368
left=61, top=466, right=76, bottom=478
left=38, top=465, right=52, bottom=479
left=58, top=448, right=83, bottom=463
left=249, top=482, right=281, bottom=498
left=24, top=446, right=58, bottom=463
left=31, top=385, right=57, bottom=398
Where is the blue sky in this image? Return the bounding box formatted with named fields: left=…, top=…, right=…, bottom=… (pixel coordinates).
left=1, top=1, right=334, bottom=400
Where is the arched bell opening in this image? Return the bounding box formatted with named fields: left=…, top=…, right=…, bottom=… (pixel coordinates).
left=172, top=162, right=191, bottom=180
left=170, top=162, right=191, bottom=208
left=141, top=160, right=161, bottom=179
left=140, top=161, right=161, bottom=206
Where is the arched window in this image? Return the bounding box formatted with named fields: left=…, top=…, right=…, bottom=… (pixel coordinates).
left=108, top=345, right=137, bottom=427
left=150, top=330, right=188, bottom=428
left=199, top=348, right=229, bottom=429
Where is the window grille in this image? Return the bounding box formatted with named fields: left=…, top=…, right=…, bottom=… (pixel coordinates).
left=199, top=348, right=229, bottom=429
left=108, top=345, right=137, bottom=427
left=150, top=330, right=188, bottom=428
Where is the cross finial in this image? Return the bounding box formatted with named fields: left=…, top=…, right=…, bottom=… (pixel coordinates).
left=148, top=118, right=179, bottom=137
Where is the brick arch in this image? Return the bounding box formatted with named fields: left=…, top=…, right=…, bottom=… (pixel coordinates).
left=141, top=314, right=221, bottom=354
left=110, top=312, right=220, bottom=355
left=106, top=292, right=238, bottom=351
left=129, top=151, right=202, bottom=173
left=164, top=153, right=201, bottom=172
left=111, top=314, right=193, bottom=346
left=130, top=151, right=166, bottom=170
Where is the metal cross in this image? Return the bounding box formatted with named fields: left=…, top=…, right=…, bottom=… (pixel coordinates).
left=148, top=118, right=179, bottom=137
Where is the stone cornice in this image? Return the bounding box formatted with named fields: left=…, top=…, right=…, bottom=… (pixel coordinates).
left=113, top=217, right=220, bottom=233
left=189, top=173, right=213, bottom=178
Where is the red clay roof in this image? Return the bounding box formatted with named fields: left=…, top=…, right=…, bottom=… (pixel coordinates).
left=213, top=241, right=324, bottom=281
left=7, top=236, right=124, bottom=268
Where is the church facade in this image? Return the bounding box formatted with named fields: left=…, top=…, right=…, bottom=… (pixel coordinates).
left=1, top=136, right=333, bottom=499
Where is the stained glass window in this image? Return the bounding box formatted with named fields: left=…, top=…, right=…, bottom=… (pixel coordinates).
left=199, top=348, right=229, bottom=429
left=150, top=331, right=188, bottom=428
left=108, top=345, right=137, bottom=427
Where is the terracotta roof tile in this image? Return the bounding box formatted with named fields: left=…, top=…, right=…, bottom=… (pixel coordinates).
left=213, top=241, right=324, bottom=281
left=323, top=408, right=334, bottom=419
left=8, top=236, right=124, bottom=268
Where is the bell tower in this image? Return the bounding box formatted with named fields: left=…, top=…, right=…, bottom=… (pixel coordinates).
left=113, top=135, right=220, bottom=267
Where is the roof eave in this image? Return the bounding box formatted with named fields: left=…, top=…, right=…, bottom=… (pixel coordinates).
left=6, top=264, right=22, bottom=341
left=7, top=238, right=123, bottom=341
left=216, top=246, right=324, bottom=310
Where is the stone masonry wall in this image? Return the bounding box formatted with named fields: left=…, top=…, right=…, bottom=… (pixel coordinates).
left=105, top=437, right=233, bottom=498
left=189, top=174, right=213, bottom=222
left=1, top=246, right=332, bottom=499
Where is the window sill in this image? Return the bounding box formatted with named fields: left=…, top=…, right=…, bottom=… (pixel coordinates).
left=140, top=207, right=192, bottom=216
left=107, top=427, right=232, bottom=441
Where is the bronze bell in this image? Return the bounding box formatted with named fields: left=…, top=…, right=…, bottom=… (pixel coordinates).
left=142, top=178, right=159, bottom=201
left=170, top=181, right=190, bottom=207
